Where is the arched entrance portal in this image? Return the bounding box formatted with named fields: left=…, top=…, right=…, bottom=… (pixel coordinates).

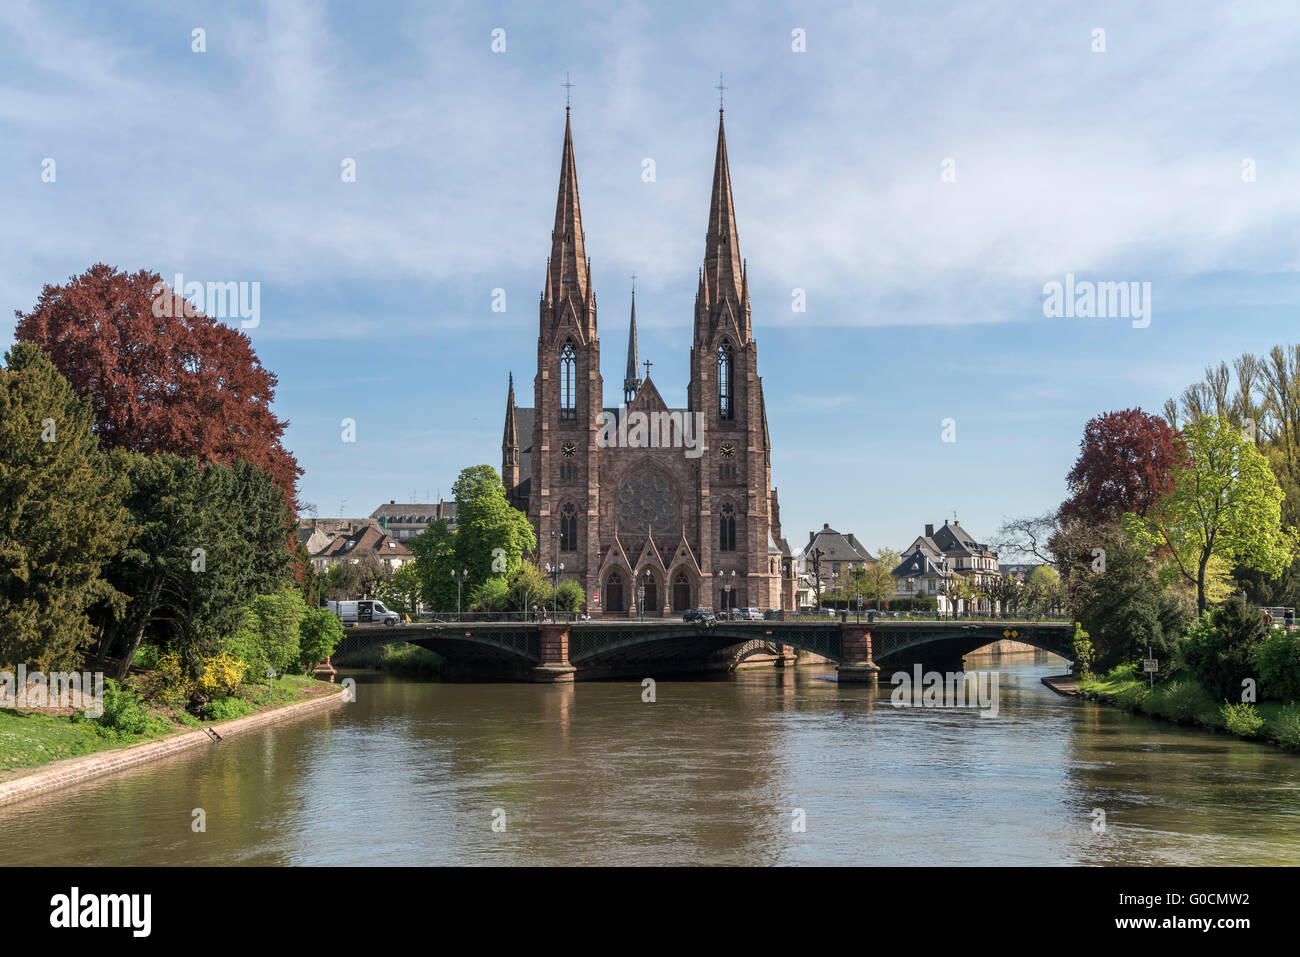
left=605, top=571, right=625, bottom=615
left=672, top=572, right=691, bottom=612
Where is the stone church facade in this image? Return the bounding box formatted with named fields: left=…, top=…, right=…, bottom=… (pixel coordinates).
left=502, top=107, right=795, bottom=616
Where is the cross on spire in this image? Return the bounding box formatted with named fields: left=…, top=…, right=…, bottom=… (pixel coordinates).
left=562, top=72, right=575, bottom=110
left=715, top=72, right=727, bottom=111
left=643, top=359, right=653, bottom=379
left=630, top=271, right=636, bottom=294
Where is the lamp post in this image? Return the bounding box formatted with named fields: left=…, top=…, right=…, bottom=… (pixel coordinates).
left=637, top=576, right=646, bottom=623
left=545, top=561, right=564, bottom=622
left=451, top=568, right=468, bottom=620
left=716, top=569, right=735, bottom=618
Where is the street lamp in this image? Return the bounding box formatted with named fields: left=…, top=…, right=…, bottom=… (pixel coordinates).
left=451, top=568, right=468, bottom=620
left=545, top=561, right=564, bottom=622
left=716, top=569, right=735, bottom=618
left=637, top=576, right=646, bottom=622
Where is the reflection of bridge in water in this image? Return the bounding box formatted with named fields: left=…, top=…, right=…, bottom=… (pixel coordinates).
left=336, top=620, right=1074, bottom=682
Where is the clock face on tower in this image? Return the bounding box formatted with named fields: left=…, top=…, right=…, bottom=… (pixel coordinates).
left=561, top=441, right=577, bottom=458
left=720, top=443, right=736, bottom=458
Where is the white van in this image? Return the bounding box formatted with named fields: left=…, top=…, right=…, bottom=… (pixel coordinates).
left=328, top=599, right=401, bottom=626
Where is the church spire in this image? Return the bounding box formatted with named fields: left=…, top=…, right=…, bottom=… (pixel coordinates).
left=546, top=109, right=591, bottom=306
left=502, top=372, right=518, bottom=452
left=702, top=109, right=743, bottom=307
left=623, top=282, right=641, bottom=404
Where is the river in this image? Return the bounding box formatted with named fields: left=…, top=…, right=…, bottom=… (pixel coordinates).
left=3, top=653, right=1297, bottom=865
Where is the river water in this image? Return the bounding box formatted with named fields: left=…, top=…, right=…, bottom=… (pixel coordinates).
left=3, top=653, right=1297, bottom=865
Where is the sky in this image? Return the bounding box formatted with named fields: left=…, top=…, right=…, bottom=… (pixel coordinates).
left=3, top=0, right=1300, bottom=557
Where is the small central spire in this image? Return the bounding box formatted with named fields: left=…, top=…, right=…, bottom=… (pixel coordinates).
left=623, top=283, right=641, bottom=404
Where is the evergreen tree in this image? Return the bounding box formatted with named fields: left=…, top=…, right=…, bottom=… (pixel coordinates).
left=0, top=343, right=127, bottom=671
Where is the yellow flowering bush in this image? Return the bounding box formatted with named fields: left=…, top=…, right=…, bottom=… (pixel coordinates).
left=198, top=651, right=247, bottom=696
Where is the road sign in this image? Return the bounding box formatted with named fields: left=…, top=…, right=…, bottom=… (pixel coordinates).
left=1143, top=658, right=1159, bottom=673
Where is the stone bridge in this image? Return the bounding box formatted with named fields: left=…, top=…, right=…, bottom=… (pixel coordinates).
left=335, top=619, right=1074, bottom=682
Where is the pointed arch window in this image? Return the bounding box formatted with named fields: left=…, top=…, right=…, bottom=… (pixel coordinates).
left=560, top=341, right=577, bottom=421
left=717, top=341, right=734, bottom=421
left=719, top=503, right=736, bottom=552
left=560, top=503, right=577, bottom=552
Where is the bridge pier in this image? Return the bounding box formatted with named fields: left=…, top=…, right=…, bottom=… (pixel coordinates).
left=532, top=624, right=576, bottom=683
left=836, top=624, right=879, bottom=684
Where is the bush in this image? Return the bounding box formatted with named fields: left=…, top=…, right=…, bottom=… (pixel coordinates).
left=131, top=642, right=162, bottom=670
left=1271, top=704, right=1300, bottom=751
left=298, top=607, right=344, bottom=673
left=1103, top=661, right=1141, bottom=684
left=91, top=680, right=169, bottom=738
left=197, top=651, right=247, bottom=696
left=1111, top=682, right=1150, bottom=711
left=1150, top=679, right=1215, bottom=723
left=1178, top=598, right=1269, bottom=701
left=1221, top=702, right=1265, bottom=737
left=554, top=579, right=586, bottom=615
left=198, top=695, right=256, bottom=722
left=1250, top=628, right=1300, bottom=702
left=145, top=651, right=196, bottom=707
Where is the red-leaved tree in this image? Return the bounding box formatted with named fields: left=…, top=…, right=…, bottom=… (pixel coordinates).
left=14, top=263, right=301, bottom=510
left=1060, top=408, right=1185, bottom=524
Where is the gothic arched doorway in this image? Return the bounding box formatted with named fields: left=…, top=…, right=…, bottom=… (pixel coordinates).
left=672, top=572, right=692, bottom=612
left=605, top=571, right=625, bottom=615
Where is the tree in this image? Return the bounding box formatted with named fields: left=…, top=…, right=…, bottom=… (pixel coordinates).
left=859, top=550, right=899, bottom=609
left=1061, top=408, right=1185, bottom=525
left=1125, top=416, right=1296, bottom=613
left=94, top=452, right=292, bottom=679
left=509, top=561, right=553, bottom=618
left=231, top=590, right=308, bottom=678
left=806, top=547, right=828, bottom=608
left=994, top=512, right=1060, bottom=566
left=555, top=580, right=586, bottom=615
left=409, top=466, right=535, bottom=612
left=377, top=563, right=421, bottom=616
left=297, top=607, right=344, bottom=673
left=14, top=263, right=301, bottom=508
left=1075, top=540, right=1189, bottom=669
left=1179, top=596, right=1269, bottom=701
left=0, top=343, right=128, bottom=671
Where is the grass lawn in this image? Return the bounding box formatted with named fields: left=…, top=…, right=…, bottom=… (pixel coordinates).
left=1078, top=672, right=1300, bottom=749
left=1, top=672, right=334, bottom=780
left=0, top=708, right=167, bottom=775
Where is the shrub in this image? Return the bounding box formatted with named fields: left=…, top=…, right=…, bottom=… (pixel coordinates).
left=1111, top=682, right=1150, bottom=711
left=1150, top=679, right=1215, bottom=723
left=1178, top=598, right=1269, bottom=701
left=1103, top=661, right=1141, bottom=684
left=146, top=651, right=196, bottom=707
left=91, top=680, right=169, bottom=738
left=1271, top=704, right=1300, bottom=751
left=130, top=642, right=162, bottom=670
left=298, top=607, right=344, bottom=674
left=554, top=579, right=586, bottom=615
left=197, top=651, right=247, bottom=696
left=198, top=695, right=256, bottom=722
left=1250, top=628, right=1300, bottom=703
left=1221, top=702, right=1264, bottom=737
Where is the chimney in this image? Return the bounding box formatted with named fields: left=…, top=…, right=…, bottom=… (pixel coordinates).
left=809, top=531, right=815, bottom=545
left=823, top=523, right=830, bottom=530
left=390, top=499, right=395, bottom=505
left=954, top=520, right=960, bottom=527
left=925, top=524, right=934, bottom=537
left=944, top=519, right=949, bottom=526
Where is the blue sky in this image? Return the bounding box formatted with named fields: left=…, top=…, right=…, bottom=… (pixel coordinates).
left=4, top=1, right=1300, bottom=556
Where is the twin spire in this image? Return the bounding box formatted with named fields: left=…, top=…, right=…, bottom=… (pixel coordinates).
left=538, top=100, right=747, bottom=406
left=545, top=108, right=591, bottom=306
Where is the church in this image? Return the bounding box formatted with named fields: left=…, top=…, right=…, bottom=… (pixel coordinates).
left=501, top=106, right=795, bottom=616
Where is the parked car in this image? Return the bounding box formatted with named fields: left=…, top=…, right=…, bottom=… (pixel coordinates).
left=683, top=608, right=716, bottom=623
left=738, top=607, right=763, bottom=621
left=763, top=609, right=782, bottom=620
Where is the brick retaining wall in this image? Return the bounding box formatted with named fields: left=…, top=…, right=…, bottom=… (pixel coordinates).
left=0, top=689, right=347, bottom=809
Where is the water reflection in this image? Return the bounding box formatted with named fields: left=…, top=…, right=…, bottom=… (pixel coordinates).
left=1, top=653, right=1296, bottom=865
